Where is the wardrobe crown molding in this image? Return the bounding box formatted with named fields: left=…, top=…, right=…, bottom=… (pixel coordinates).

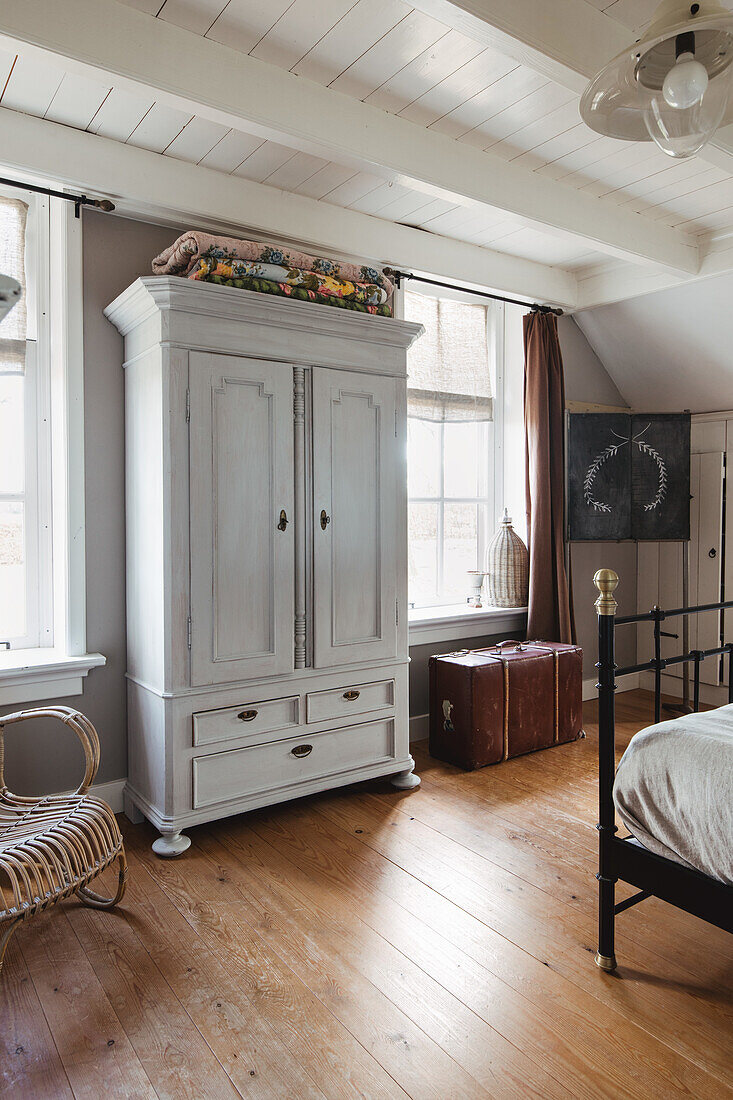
left=105, top=276, right=424, bottom=350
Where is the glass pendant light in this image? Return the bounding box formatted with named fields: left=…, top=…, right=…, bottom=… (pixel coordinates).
left=580, top=0, right=733, bottom=159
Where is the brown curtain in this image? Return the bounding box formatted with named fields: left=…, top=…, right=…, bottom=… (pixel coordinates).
left=523, top=312, right=575, bottom=643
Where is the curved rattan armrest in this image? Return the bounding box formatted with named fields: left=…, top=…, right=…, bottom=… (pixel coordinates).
left=0, top=706, right=101, bottom=795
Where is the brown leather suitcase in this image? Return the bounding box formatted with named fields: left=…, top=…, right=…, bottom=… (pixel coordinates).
left=428, top=640, right=583, bottom=770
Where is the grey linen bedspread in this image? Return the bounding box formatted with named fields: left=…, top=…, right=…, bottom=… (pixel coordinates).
left=613, top=704, right=733, bottom=884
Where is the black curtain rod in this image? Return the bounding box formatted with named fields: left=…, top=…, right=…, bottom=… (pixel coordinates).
left=383, top=267, right=563, bottom=316
left=0, top=176, right=115, bottom=219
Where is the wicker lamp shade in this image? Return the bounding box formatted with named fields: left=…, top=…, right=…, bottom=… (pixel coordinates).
left=485, top=509, right=529, bottom=608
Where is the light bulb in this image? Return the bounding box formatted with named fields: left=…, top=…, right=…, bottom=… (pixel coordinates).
left=662, top=51, right=709, bottom=109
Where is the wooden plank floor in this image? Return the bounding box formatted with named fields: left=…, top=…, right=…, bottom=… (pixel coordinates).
left=2, top=689, right=732, bottom=1099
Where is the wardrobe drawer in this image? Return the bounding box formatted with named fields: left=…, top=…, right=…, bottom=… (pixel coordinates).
left=192, top=717, right=396, bottom=808
left=306, top=678, right=395, bottom=724
left=192, top=695, right=300, bottom=747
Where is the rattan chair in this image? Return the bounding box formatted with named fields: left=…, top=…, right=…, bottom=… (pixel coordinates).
left=0, top=706, right=128, bottom=974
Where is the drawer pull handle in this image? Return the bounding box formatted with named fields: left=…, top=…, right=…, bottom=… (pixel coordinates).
left=238, top=709, right=258, bottom=722
left=291, top=744, right=313, bottom=758
left=343, top=690, right=360, bottom=701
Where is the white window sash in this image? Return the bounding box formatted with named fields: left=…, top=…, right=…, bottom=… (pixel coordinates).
left=0, top=188, right=53, bottom=649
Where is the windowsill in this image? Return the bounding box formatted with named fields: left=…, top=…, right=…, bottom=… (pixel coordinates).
left=0, top=649, right=106, bottom=706
left=408, top=603, right=527, bottom=647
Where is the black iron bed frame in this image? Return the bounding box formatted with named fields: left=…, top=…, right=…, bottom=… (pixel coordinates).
left=593, top=569, right=733, bottom=972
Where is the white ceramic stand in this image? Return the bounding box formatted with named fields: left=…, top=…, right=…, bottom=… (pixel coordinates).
left=152, top=831, right=191, bottom=857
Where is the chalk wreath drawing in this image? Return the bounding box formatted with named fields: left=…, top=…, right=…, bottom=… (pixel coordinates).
left=583, top=424, right=667, bottom=514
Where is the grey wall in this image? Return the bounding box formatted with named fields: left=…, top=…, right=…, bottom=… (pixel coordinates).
left=558, top=315, right=626, bottom=407
left=4, top=211, right=178, bottom=795
left=559, top=315, right=638, bottom=671
left=573, top=270, right=733, bottom=413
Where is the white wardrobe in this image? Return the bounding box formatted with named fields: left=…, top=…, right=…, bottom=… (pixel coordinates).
left=106, top=277, right=423, bottom=854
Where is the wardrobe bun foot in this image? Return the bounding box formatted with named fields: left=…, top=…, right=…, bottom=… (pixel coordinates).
left=390, top=767, right=421, bottom=790
left=152, top=831, right=191, bottom=858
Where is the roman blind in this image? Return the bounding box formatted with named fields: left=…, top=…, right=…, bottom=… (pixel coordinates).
left=405, top=290, right=493, bottom=422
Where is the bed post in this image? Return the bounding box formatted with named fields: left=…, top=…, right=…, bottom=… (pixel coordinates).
left=594, top=569, right=619, bottom=973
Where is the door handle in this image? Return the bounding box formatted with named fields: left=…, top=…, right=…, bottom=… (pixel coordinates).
left=291, top=744, right=313, bottom=758
left=709, top=547, right=717, bottom=558
left=278, top=509, right=288, bottom=531
left=320, top=509, right=331, bottom=531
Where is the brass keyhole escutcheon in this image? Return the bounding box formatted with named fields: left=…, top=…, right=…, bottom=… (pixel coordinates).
left=291, top=744, right=313, bottom=758
left=278, top=509, right=288, bottom=531
left=320, top=509, right=331, bottom=531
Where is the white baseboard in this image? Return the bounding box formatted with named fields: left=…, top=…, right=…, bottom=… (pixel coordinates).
left=60, top=777, right=126, bottom=813
left=410, top=713, right=429, bottom=743
left=582, top=672, right=640, bottom=701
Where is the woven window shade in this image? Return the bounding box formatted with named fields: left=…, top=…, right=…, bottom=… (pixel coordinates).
left=405, top=290, right=493, bottom=422
left=0, top=197, right=28, bottom=373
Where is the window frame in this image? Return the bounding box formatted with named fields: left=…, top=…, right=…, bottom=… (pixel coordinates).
left=0, top=183, right=104, bottom=704
left=404, top=287, right=505, bottom=612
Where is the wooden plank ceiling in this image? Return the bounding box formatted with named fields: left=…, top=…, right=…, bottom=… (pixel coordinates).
left=2, top=0, right=732, bottom=275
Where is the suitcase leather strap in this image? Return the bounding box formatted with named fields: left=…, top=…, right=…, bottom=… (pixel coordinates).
left=523, top=645, right=560, bottom=744
left=472, top=641, right=561, bottom=750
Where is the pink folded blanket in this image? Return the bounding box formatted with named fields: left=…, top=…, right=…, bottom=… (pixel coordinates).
left=152, top=231, right=395, bottom=296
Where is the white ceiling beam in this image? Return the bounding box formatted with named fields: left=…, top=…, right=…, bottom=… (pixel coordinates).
left=0, top=0, right=699, bottom=275
left=575, top=231, right=733, bottom=309
left=408, top=0, right=617, bottom=93
left=411, top=0, right=733, bottom=166
left=0, top=107, right=578, bottom=308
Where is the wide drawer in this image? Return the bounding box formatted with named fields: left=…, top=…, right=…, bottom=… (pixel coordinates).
left=192, top=717, right=396, bottom=808
left=192, top=695, right=300, bottom=748
left=306, top=678, right=395, bottom=724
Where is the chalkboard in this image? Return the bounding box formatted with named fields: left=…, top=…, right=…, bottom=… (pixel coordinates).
left=567, top=412, right=690, bottom=541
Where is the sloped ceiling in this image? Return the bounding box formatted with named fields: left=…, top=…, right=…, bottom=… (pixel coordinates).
left=574, top=271, right=733, bottom=413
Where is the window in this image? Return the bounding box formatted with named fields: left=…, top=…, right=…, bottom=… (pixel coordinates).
left=405, top=290, right=498, bottom=609
left=0, top=190, right=52, bottom=650
left=0, top=181, right=103, bottom=703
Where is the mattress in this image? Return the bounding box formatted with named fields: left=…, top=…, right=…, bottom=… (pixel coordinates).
left=613, top=703, right=733, bottom=884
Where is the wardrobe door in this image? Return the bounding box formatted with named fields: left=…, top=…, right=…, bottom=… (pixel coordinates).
left=189, top=353, right=294, bottom=685
left=312, top=368, right=399, bottom=667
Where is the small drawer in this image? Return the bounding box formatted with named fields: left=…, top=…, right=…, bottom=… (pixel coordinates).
left=192, top=717, right=396, bottom=808
left=193, top=695, right=300, bottom=748
left=306, top=678, right=395, bottom=724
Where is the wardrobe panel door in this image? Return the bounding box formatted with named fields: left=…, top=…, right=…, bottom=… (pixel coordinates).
left=189, top=353, right=294, bottom=685
left=312, top=368, right=398, bottom=667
